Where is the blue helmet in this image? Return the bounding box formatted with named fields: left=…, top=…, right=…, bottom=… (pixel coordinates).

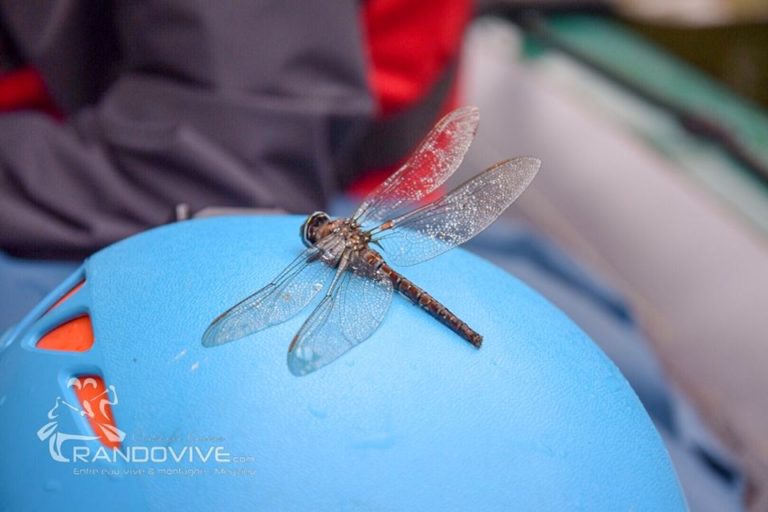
left=0, top=215, right=686, bottom=511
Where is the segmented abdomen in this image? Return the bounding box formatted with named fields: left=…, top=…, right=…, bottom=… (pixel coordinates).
left=378, top=261, right=483, bottom=348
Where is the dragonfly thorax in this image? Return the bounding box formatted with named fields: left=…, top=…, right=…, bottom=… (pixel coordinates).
left=301, top=212, right=370, bottom=253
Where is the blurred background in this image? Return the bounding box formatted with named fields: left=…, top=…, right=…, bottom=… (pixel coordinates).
left=1, top=1, right=766, bottom=510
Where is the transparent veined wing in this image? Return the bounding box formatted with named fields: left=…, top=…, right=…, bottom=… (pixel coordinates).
left=352, top=106, right=479, bottom=228
left=370, top=157, right=541, bottom=267
left=287, top=260, right=394, bottom=376
left=202, top=244, right=336, bottom=347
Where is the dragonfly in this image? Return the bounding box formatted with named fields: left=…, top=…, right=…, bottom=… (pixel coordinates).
left=202, top=106, right=540, bottom=376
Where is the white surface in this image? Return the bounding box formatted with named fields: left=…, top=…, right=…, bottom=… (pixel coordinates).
left=461, top=18, right=768, bottom=503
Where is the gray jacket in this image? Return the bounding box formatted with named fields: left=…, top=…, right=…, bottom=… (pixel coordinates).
left=0, top=1, right=385, bottom=259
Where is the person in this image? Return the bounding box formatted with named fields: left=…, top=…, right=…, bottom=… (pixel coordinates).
left=0, top=0, right=471, bottom=260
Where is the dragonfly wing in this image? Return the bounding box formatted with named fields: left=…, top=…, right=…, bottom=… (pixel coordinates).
left=287, top=266, right=394, bottom=376
left=372, top=157, right=541, bottom=267
left=353, top=106, right=479, bottom=228
left=202, top=246, right=335, bottom=347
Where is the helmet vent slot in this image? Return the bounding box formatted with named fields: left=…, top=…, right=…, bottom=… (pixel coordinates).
left=37, top=280, right=93, bottom=352
left=37, top=316, right=94, bottom=352
left=45, top=280, right=85, bottom=314
left=68, top=375, right=123, bottom=449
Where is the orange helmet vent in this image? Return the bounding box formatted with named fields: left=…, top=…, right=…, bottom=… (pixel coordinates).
left=70, top=376, right=122, bottom=449
left=37, top=281, right=94, bottom=352
left=37, top=316, right=94, bottom=352
left=46, top=281, right=85, bottom=312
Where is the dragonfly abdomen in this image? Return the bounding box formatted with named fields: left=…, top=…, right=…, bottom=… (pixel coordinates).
left=378, top=262, right=483, bottom=348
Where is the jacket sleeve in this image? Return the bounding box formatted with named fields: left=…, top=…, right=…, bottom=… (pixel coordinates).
left=0, top=1, right=374, bottom=259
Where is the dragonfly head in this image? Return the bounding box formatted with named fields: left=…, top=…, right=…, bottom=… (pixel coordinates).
left=300, top=211, right=331, bottom=246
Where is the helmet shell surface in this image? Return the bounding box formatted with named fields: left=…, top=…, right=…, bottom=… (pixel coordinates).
left=0, top=216, right=686, bottom=511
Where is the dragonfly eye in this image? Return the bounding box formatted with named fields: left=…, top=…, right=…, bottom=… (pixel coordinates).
left=300, top=211, right=330, bottom=246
